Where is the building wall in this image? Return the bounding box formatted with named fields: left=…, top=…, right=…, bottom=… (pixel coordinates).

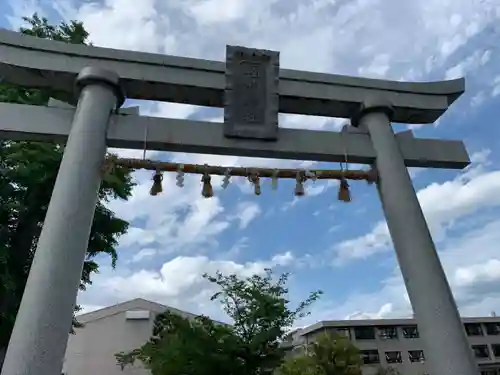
left=290, top=317, right=500, bottom=375
left=63, top=301, right=500, bottom=375
left=63, top=309, right=157, bottom=375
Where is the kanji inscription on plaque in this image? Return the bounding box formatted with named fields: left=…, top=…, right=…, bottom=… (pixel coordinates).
left=224, top=45, right=280, bottom=140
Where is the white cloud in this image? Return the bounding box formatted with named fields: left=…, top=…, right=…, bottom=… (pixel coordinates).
left=334, top=151, right=500, bottom=264
left=218, top=236, right=250, bottom=260
left=78, top=251, right=297, bottom=320
left=6, top=0, right=46, bottom=29
left=334, top=221, right=390, bottom=264
left=187, top=0, right=252, bottom=25
left=69, top=0, right=162, bottom=53
left=119, top=227, right=156, bottom=248
left=279, top=114, right=344, bottom=132
left=106, top=169, right=231, bottom=255
left=445, top=49, right=492, bottom=80
left=321, top=150, right=500, bottom=320
left=492, top=75, right=500, bottom=97
left=345, top=303, right=395, bottom=320
left=148, top=102, right=200, bottom=120
left=130, top=248, right=157, bottom=263
left=455, top=259, right=500, bottom=288
left=37, top=0, right=499, bottom=82
left=318, top=216, right=500, bottom=321
left=235, top=202, right=262, bottom=229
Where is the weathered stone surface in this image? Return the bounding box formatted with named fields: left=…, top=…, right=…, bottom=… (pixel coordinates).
left=224, top=45, right=279, bottom=140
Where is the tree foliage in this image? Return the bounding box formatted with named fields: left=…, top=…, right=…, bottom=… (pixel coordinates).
left=278, top=333, right=362, bottom=375
left=277, top=355, right=322, bottom=375
left=116, top=269, right=322, bottom=375
left=374, top=367, right=403, bottom=375
left=116, top=312, right=242, bottom=375
left=309, top=333, right=363, bottom=375
left=0, top=13, right=134, bottom=367
left=206, top=269, right=322, bottom=374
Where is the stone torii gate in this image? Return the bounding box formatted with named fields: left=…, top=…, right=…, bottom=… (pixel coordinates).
left=0, top=29, right=477, bottom=375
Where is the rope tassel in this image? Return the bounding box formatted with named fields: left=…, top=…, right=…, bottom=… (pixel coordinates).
left=150, top=169, right=163, bottom=196
left=251, top=173, right=261, bottom=196
left=201, top=173, right=213, bottom=198
left=338, top=177, right=351, bottom=202
left=295, top=172, right=305, bottom=196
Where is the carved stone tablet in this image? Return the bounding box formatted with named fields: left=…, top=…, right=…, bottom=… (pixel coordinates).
left=224, top=45, right=279, bottom=140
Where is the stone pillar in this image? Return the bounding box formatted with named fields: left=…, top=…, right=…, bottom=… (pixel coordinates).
left=1, top=67, right=124, bottom=375
left=352, top=97, right=478, bottom=375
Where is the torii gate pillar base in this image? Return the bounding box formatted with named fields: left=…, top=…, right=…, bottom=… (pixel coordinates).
left=356, top=97, right=478, bottom=375
left=1, top=67, right=124, bottom=375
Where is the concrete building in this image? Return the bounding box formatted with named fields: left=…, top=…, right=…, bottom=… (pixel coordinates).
left=63, top=298, right=500, bottom=375
left=62, top=298, right=201, bottom=375
left=282, top=317, right=500, bottom=375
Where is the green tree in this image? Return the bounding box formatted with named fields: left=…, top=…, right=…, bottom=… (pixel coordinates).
left=277, top=355, right=322, bottom=375
left=309, top=333, right=362, bottom=375
left=116, top=269, right=322, bottom=375
left=116, top=311, right=242, bottom=375
left=207, top=269, right=322, bottom=375
left=0, top=14, right=134, bottom=369
left=374, top=367, right=403, bottom=375
left=278, top=333, right=362, bottom=375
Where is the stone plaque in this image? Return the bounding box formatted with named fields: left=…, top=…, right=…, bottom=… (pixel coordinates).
left=224, top=45, right=280, bottom=140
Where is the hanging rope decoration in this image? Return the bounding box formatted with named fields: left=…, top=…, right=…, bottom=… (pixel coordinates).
left=149, top=169, right=163, bottom=196
left=221, top=168, right=232, bottom=189
left=338, top=122, right=351, bottom=202
left=104, top=157, right=378, bottom=202
left=295, top=171, right=305, bottom=196
left=250, top=171, right=262, bottom=196
left=176, top=164, right=185, bottom=187
left=201, top=164, right=214, bottom=198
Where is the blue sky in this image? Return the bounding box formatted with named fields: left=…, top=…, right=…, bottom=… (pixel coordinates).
left=3, top=0, right=500, bottom=327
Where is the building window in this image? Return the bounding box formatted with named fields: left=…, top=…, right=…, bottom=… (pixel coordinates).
left=361, top=350, right=380, bottom=364
left=402, top=325, right=419, bottom=339
left=378, top=326, right=398, bottom=339
left=408, top=350, right=425, bottom=363
left=491, top=344, right=500, bottom=357
left=125, top=310, right=151, bottom=320
left=485, top=323, right=500, bottom=336
left=480, top=371, right=497, bottom=375
left=385, top=351, right=402, bottom=364
left=472, top=345, right=490, bottom=359
left=354, top=326, right=375, bottom=340
left=464, top=323, right=483, bottom=336
left=334, top=327, right=351, bottom=339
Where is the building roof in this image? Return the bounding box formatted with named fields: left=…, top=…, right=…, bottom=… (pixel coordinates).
left=76, top=298, right=500, bottom=334
left=75, top=298, right=200, bottom=324
left=299, top=316, right=500, bottom=336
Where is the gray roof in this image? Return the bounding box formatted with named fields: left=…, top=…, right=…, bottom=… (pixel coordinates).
left=76, top=298, right=228, bottom=325
left=299, top=316, right=500, bottom=336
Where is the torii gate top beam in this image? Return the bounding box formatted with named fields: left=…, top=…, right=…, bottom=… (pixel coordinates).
left=0, top=103, right=470, bottom=169
left=0, top=28, right=464, bottom=124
